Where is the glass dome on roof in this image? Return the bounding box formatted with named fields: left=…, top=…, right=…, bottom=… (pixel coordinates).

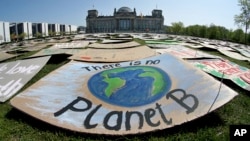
left=118, top=7, right=132, bottom=13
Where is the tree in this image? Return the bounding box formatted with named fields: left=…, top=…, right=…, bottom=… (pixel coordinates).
left=232, top=29, right=245, bottom=43
left=35, top=32, right=42, bottom=38
left=206, top=24, right=218, bottom=39
left=48, top=30, right=55, bottom=37
left=170, top=22, right=184, bottom=34
left=185, top=25, right=207, bottom=38
left=10, top=33, right=17, bottom=42
left=18, top=32, right=27, bottom=41
left=234, top=0, right=250, bottom=44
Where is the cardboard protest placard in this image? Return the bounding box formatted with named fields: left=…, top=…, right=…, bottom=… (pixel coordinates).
left=230, top=47, right=250, bottom=58
left=145, top=40, right=180, bottom=45
left=154, top=45, right=220, bottom=59
left=0, top=52, right=18, bottom=62
left=101, top=39, right=131, bottom=44
left=0, top=56, right=50, bottom=102
left=69, top=46, right=156, bottom=62
left=50, top=41, right=89, bottom=49
left=199, top=43, right=218, bottom=50
left=180, top=42, right=208, bottom=49
left=87, top=41, right=140, bottom=49
left=22, top=43, right=54, bottom=52
left=11, top=54, right=237, bottom=135
left=30, top=48, right=83, bottom=58
left=218, top=49, right=250, bottom=61
left=189, top=59, right=250, bottom=91
left=147, top=44, right=172, bottom=49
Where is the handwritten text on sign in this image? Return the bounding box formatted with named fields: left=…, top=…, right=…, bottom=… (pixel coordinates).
left=0, top=56, right=50, bottom=102
left=54, top=89, right=199, bottom=131
left=55, top=59, right=199, bottom=131
left=10, top=54, right=238, bottom=135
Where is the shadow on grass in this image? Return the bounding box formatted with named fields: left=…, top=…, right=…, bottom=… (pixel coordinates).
left=5, top=107, right=224, bottom=140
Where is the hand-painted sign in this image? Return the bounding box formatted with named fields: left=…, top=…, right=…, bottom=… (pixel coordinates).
left=101, top=39, right=131, bottom=44
left=179, top=43, right=204, bottom=49
left=189, top=59, right=250, bottom=91
left=69, top=46, right=156, bottom=62
left=145, top=40, right=180, bottom=45
left=87, top=41, right=140, bottom=49
left=218, top=49, right=250, bottom=61
left=147, top=44, right=172, bottom=49
left=0, top=56, right=50, bottom=102
left=30, top=48, right=83, bottom=58
left=0, top=52, right=18, bottom=62
left=22, top=43, right=54, bottom=52
left=154, top=45, right=219, bottom=59
left=199, top=43, right=218, bottom=50
left=11, top=54, right=237, bottom=135
left=50, top=42, right=89, bottom=49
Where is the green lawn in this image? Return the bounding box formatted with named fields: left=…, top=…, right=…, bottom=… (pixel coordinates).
left=0, top=40, right=250, bottom=141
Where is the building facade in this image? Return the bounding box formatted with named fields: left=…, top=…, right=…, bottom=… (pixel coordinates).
left=0, top=20, right=78, bottom=44
left=69, top=25, right=78, bottom=34
left=10, top=22, right=33, bottom=40
left=86, top=6, right=164, bottom=33
left=48, top=23, right=60, bottom=35
left=32, top=23, right=49, bottom=37
left=0, top=21, right=10, bottom=44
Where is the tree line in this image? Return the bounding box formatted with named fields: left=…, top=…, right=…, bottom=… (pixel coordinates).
left=166, top=22, right=248, bottom=44
left=166, top=0, right=250, bottom=45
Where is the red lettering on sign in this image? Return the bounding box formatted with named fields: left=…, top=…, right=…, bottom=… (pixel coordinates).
left=220, top=67, right=242, bottom=75
left=202, top=60, right=232, bottom=70
left=239, top=72, right=250, bottom=84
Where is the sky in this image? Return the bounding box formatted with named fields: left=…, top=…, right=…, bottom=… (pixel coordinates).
left=0, top=0, right=242, bottom=30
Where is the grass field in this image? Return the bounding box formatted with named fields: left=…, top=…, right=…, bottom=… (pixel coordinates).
left=0, top=39, right=250, bottom=141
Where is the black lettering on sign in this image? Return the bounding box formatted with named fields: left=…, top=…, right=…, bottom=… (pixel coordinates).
left=155, top=103, right=172, bottom=125
left=54, top=96, right=92, bottom=117
left=82, top=66, right=91, bottom=71
left=84, top=104, right=102, bottom=129
left=103, top=111, right=123, bottom=131
left=82, top=64, right=121, bottom=71
left=145, top=60, right=160, bottom=65
left=54, top=89, right=198, bottom=132
left=92, top=65, right=102, bottom=71
left=144, top=108, right=160, bottom=127
left=125, top=111, right=143, bottom=131
left=166, top=89, right=199, bottom=114
left=129, top=61, right=141, bottom=66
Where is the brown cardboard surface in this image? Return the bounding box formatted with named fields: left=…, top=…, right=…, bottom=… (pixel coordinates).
left=0, top=52, right=18, bottom=62
left=30, top=48, right=84, bottom=58
left=49, top=41, right=89, bottom=49
left=69, top=46, right=156, bottom=62
left=87, top=41, right=140, bottom=49
left=11, top=54, right=237, bottom=135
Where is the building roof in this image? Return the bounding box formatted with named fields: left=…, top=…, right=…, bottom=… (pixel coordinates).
left=118, top=7, right=132, bottom=13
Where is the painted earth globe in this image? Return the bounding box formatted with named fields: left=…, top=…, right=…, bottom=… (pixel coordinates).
left=88, top=66, right=171, bottom=107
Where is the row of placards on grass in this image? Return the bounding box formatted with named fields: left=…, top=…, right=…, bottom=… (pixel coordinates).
left=0, top=36, right=248, bottom=135
left=1, top=39, right=250, bottom=103
left=9, top=54, right=237, bottom=135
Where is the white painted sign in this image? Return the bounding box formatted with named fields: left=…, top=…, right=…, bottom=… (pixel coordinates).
left=50, top=42, right=89, bottom=49
left=11, top=54, right=237, bottom=135
left=154, top=45, right=219, bottom=59
left=0, top=56, right=50, bottom=102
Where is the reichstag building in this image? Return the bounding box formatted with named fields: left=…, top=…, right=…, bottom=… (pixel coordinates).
left=86, top=6, right=164, bottom=33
